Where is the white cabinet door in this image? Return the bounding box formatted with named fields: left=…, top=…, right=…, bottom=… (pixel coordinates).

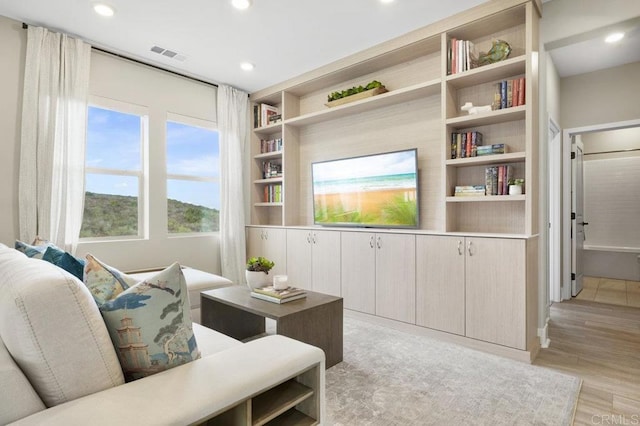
left=375, top=233, right=416, bottom=324
left=465, top=237, right=526, bottom=349
left=246, top=227, right=287, bottom=276
left=416, top=235, right=465, bottom=335
left=341, top=232, right=376, bottom=314
left=310, top=230, right=341, bottom=297
left=286, top=229, right=313, bottom=291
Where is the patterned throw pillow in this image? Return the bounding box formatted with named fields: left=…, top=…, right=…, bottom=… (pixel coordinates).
left=14, top=237, right=53, bottom=259
left=83, top=257, right=199, bottom=382
left=83, top=255, right=139, bottom=306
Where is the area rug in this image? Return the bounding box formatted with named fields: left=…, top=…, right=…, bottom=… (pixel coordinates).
left=325, top=316, right=581, bottom=426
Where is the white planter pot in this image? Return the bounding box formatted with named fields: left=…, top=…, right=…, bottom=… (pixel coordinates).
left=245, top=270, right=270, bottom=290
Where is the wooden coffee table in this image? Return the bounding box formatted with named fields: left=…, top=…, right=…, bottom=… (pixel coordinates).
left=201, top=286, right=343, bottom=368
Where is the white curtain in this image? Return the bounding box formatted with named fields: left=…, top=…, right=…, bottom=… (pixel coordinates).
left=217, top=85, right=250, bottom=285
left=19, top=26, right=91, bottom=253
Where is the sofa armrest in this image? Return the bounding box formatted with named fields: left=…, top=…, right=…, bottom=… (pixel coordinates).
left=11, top=335, right=325, bottom=426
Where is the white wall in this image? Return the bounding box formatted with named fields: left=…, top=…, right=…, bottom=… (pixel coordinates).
left=0, top=17, right=224, bottom=276
left=0, top=16, right=26, bottom=246
left=77, top=51, right=222, bottom=275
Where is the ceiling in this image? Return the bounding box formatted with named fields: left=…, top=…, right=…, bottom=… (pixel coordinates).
left=0, top=0, right=638, bottom=93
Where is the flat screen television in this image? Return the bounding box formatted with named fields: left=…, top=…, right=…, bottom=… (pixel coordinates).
left=312, top=148, right=419, bottom=228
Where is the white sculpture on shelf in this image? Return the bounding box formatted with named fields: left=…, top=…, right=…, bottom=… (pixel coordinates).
left=461, top=102, right=492, bottom=115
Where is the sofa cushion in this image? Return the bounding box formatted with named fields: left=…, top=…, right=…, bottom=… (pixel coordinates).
left=0, top=337, right=46, bottom=424
left=0, top=244, right=125, bottom=408
left=92, top=261, right=201, bottom=381
left=192, top=323, right=241, bottom=357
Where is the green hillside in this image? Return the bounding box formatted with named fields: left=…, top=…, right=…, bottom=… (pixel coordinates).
left=80, top=192, right=219, bottom=238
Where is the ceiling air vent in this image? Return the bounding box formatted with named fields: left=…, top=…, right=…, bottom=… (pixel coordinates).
left=150, top=45, right=186, bottom=62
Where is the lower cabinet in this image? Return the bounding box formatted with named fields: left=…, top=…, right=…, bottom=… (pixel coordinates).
left=465, top=237, right=527, bottom=350
left=341, top=232, right=416, bottom=323
left=285, top=229, right=341, bottom=296
left=416, top=235, right=528, bottom=350
left=416, top=235, right=465, bottom=335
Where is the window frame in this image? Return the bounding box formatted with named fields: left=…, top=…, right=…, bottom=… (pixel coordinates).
left=81, top=96, right=149, bottom=241
left=165, top=112, right=220, bottom=236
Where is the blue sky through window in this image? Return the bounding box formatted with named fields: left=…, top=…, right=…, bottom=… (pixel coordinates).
left=86, top=107, right=220, bottom=210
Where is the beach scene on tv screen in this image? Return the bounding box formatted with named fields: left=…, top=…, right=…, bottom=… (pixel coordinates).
left=313, top=150, right=418, bottom=227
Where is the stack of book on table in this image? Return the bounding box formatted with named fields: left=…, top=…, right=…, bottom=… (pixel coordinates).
left=251, top=286, right=307, bottom=304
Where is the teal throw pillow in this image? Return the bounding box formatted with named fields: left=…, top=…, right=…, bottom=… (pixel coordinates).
left=88, top=261, right=200, bottom=382
left=42, top=246, right=86, bottom=281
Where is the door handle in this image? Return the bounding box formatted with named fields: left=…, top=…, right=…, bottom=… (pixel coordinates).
left=306, top=233, right=311, bottom=243
left=579, top=222, right=589, bottom=226
left=457, top=240, right=463, bottom=256
left=312, top=233, right=317, bottom=244
left=376, top=236, right=382, bottom=249
left=369, top=235, right=374, bottom=248
left=467, top=241, right=473, bottom=256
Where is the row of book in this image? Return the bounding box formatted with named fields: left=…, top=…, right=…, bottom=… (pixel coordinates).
left=493, top=78, right=525, bottom=110
left=450, top=131, right=483, bottom=159
left=454, top=185, right=486, bottom=197
left=251, top=285, right=307, bottom=304
left=263, top=184, right=283, bottom=203
left=477, top=143, right=507, bottom=156
left=485, top=165, right=514, bottom=196
left=448, top=38, right=476, bottom=75
left=260, top=138, right=283, bottom=154
left=253, top=103, right=281, bottom=128
left=261, top=161, right=282, bottom=179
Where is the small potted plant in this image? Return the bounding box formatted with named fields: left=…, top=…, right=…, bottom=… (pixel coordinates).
left=245, top=256, right=275, bottom=290
left=508, top=178, right=525, bottom=195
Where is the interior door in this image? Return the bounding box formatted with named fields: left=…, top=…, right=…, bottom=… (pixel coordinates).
left=571, top=136, right=586, bottom=296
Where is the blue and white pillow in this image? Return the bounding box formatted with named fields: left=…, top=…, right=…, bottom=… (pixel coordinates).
left=15, top=237, right=53, bottom=259
left=83, top=257, right=199, bottom=382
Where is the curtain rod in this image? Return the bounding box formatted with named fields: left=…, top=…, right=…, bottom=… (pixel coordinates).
left=584, top=148, right=640, bottom=156
left=21, top=22, right=218, bottom=89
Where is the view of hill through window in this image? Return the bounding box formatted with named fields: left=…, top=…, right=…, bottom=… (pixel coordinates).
left=80, top=106, right=220, bottom=238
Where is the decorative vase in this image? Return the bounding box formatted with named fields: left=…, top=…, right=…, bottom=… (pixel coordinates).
left=245, top=270, right=270, bottom=290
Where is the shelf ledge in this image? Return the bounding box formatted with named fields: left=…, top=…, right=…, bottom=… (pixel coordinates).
left=446, top=105, right=526, bottom=128
left=254, top=202, right=283, bottom=207
left=446, top=195, right=525, bottom=202
left=446, top=152, right=526, bottom=167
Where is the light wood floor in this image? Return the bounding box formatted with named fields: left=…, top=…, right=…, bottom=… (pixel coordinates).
left=535, top=299, right=640, bottom=425
left=576, top=276, right=640, bottom=308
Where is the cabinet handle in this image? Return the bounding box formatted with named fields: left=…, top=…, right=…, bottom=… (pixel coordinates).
left=376, top=236, right=382, bottom=249
left=369, top=236, right=374, bottom=248
left=467, top=240, right=473, bottom=256
left=261, top=231, right=265, bottom=240
left=457, top=240, right=463, bottom=256
left=312, top=233, right=317, bottom=244
left=306, top=233, right=311, bottom=243
left=264, top=231, right=268, bottom=240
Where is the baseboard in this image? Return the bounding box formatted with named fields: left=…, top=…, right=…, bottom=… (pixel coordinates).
left=345, top=309, right=537, bottom=364
left=538, top=323, right=551, bottom=349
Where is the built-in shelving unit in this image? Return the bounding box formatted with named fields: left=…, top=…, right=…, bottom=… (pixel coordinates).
left=249, top=0, right=538, bottom=236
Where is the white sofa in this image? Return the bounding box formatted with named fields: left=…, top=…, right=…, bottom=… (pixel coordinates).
left=0, top=244, right=325, bottom=425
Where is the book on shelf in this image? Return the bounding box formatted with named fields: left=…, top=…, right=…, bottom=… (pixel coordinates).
left=260, top=137, right=283, bottom=154
left=493, top=77, right=526, bottom=110
left=262, top=161, right=283, bottom=179
left=263, top=184, right=283, bottom=203
left=448, top=38, right=476, bottom=75
left=251, top=285, right=307, bottom=304
left=268, top=113, right=282, bottom=124
left=454, top=185, right=486, bottom=196
left=253, top=103, right=280, bottom=128
left=476, top=143, right=507, bottom=156
left=450, top=131, right=483, bottom=159
left=484, top=165, right=515, bottom=196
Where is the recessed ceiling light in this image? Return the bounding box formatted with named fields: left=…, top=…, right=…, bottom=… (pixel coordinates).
left=232, top=0, right=252, bottom=10
left=380, top=0, right=395, bottom=3
left=240, top=62, right=254, bottom=71
left=605, top=32, right=624, bottom=43
left=93, top=3, right=115, bottom=17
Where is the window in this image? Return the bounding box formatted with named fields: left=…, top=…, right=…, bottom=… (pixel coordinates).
left=166, top=116, right=220, bottom=234
left=80, top=102, right=147, bottom=239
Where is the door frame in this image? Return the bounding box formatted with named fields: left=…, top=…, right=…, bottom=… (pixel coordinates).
left=556, top=119, right=640, bottom=301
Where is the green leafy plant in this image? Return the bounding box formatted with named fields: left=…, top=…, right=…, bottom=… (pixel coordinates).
left=246, top=256, right=275, bottom=273
left=508, top=178, right=525, bottom=186
left=327, top=80, right=384, bottom=102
